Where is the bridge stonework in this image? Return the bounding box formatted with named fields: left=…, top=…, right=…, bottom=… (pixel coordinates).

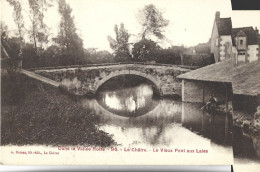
left=35, top=64, right=191, bottom=97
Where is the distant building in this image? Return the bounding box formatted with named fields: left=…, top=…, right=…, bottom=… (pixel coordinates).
left=210, top=11, right=260, bottom=65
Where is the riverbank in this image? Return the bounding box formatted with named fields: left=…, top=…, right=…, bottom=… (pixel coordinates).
left=1, top=73, right=116, bottom=147
left=232, top=109, right=260, bottom=162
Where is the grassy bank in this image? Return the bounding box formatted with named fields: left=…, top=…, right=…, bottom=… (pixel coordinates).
left=1, top=73, right=116, bottom=147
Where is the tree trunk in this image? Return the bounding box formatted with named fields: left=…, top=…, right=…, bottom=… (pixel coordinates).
left=33, top=34, right=38, bottom=55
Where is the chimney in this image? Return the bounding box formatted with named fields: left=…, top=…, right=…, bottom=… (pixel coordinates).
left=255, top=27, right=259, bottom=35
left=215, top=11, right=220, bottom=21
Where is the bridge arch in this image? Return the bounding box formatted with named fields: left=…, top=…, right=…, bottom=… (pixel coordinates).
left=94, top=70, right=162, bottom=96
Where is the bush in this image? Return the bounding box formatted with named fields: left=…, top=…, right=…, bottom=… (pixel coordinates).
left=182, top=53, right=215, bottom=67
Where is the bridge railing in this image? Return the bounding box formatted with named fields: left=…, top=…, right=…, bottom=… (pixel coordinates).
left=27, top=63, right=119, bottom=71
left=27, top=62, right=199, bottom=71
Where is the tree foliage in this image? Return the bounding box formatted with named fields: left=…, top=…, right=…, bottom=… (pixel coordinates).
left=6, top=0, right=24, bottom=40
left=28, top=0, right=52, bottom=53
left=1, top=22, right=9, bottom=39
left=132, top=4, right=170, bottom=62
left=54, top=0, right=84, bottom=65
left=107, top=23, right=131, bottom=61
left=132, top=40, right=184, bottom=64
left=138, top=4, right=169, bottom=41
left=85, top=49, right=114, bottom=64
left=2, top=0, right=197, bottom=68
left=132, top=39, right=161, bottom=62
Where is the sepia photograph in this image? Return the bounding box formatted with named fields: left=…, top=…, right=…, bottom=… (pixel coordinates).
left=0, top=0, right=260, bottom=171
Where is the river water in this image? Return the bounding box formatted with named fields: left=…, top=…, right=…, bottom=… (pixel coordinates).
left=77, top=75, right=259, bottom=164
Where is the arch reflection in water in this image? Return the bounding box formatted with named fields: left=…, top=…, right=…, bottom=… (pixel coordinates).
left=80, top=75, right=234, bottom=162
left=81, top=98, right=233, bottom=159
left=96, top=75, right=159, bottom=117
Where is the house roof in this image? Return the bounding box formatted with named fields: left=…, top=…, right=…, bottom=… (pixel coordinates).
left=232, top=61, right=260, bottom=96
left=177, top=60, right=232, bottom=83
left=178, top=60, right=260, bottom=96
left=236, top=30, right=247, bottom=37
left=216, top=18, right=232, bottom=36
left=232, top=27, right=258, bottom=45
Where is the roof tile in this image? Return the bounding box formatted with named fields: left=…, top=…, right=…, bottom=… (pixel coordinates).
left=232, top=27, right=258, bottom=45
left=216, top=18, right=232, bottom=35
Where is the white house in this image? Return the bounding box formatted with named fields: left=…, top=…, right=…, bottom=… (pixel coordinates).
left=210, top=11, right=260, bottom=66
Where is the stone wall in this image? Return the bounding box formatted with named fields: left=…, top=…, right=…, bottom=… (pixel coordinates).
left=182, top=80, right=203, bottom=103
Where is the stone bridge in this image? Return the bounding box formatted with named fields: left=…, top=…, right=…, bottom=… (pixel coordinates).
left=33, top=63, right=192, bottom=97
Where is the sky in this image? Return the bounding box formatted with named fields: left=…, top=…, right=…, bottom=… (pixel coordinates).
left=1, top=0, right=260, bottom=52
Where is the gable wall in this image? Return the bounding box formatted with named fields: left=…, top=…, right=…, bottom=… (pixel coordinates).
left=210, top=21, right=220, bottom=62
left=247, top=45, right=259, bottom=62
left=219, top=35, right=232, bottom=61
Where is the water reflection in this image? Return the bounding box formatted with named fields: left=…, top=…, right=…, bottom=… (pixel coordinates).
left=79, top=75, right=236, bottom=162
left=95, top=79, right=233, bottom=145
left=97, top=80, right=158, bottom=117
left=81, top=97, right=233, bottom=160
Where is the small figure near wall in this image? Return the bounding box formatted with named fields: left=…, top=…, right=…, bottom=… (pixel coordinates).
left=201, top=95, right=218, bottom=112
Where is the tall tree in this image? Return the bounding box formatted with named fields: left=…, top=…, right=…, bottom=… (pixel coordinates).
left=54, top=0, right=84, bottom=65
left=6, top=0, right=24, bottom=41
left=107, top=23, right=131, bottom=61
left=28, top=0, right=51, bottom=54
left=138, top=4, right=169, bottom=41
